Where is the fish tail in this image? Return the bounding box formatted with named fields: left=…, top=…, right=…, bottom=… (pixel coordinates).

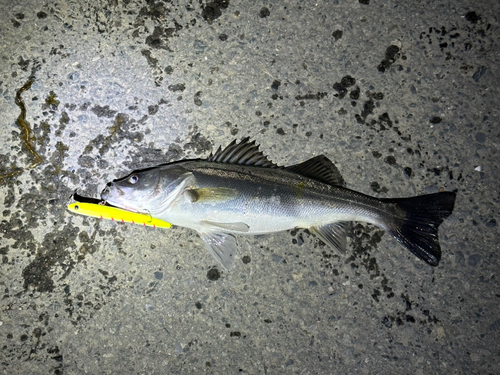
left=381, top=192, right=456, bottom=266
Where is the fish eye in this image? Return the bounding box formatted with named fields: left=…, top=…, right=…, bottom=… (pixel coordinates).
left=128, top=175, right=139, bottom=184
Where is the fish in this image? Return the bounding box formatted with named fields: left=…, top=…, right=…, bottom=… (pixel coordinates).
left=101, top=137, right=456, bottom=271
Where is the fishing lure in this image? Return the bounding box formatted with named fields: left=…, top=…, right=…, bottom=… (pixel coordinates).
left=67, top=202, right=171, bottom=228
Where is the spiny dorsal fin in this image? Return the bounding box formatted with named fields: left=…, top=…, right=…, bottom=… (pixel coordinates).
left=208, top=137, right=278, bottom=167
left=286, top=155, right=345, bottom=186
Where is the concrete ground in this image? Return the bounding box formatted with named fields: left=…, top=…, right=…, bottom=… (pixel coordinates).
left=1, top=0, right=499, bottom=374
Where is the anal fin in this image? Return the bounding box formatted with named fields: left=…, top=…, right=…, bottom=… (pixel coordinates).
left=311, top=222, right=349, bottom=253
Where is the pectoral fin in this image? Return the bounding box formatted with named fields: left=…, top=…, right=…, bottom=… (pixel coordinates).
left=199, top=231, right=238, bottom=271
left=311, top=222, right=349, bottom=253
left=185, top=188, right=239, bottom=203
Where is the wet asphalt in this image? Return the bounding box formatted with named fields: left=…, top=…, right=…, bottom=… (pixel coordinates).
left=0, top=0, right=499, bottom=374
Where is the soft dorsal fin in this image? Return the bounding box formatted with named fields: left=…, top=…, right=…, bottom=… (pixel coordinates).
left=208, top=137, right=278, bottom=167
left=286, top=155, right=345, bottom=186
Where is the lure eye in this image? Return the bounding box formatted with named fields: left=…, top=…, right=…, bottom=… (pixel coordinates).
left=128, top=175, right=139, bottom=184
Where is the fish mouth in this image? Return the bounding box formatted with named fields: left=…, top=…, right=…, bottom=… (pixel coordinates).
left=101, top=185, right=111, bottom=201
left=100, top=184, right=147, bottom=214
left=101, top=184, right=125, bottom=201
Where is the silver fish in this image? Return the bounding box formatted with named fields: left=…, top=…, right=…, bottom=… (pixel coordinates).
left=101, top=138, right=456, bottom=271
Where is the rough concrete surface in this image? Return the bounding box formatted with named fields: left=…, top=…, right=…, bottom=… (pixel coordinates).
left=0, top=0, right=499, bottom=374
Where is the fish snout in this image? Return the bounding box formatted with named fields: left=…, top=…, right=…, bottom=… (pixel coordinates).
left=101, top=183, right=126, bottom=201
left=101, top=183, right=112, bottom=200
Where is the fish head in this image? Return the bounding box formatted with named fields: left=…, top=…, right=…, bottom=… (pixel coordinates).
left=101, top=164, right=190, bottom=214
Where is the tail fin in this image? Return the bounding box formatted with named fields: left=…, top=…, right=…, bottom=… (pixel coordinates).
left=382, top=192, right=456, bottom=266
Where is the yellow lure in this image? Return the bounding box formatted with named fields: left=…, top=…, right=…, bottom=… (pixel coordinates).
left=67, top=202, right=171, bottom=228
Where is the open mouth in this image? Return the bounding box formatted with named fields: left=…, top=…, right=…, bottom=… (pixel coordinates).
left=99, top=185, right=145, bottom=214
